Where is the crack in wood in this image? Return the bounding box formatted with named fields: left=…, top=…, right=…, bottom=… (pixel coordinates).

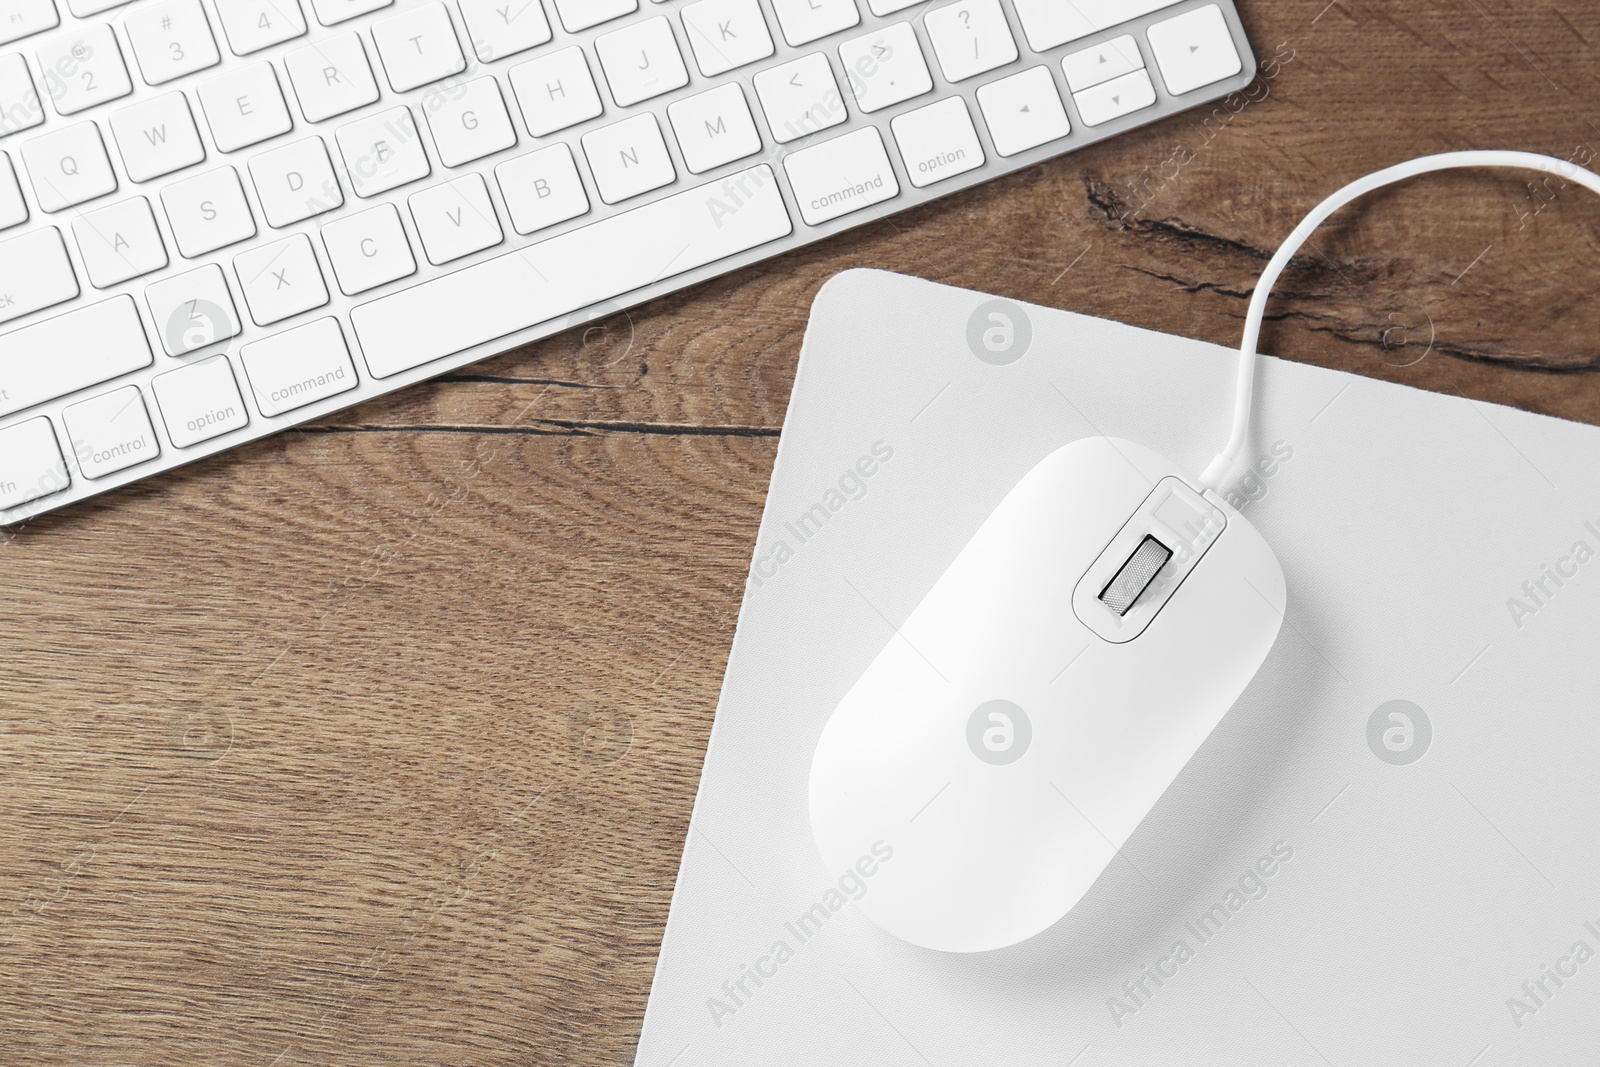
left=1088, top=176, right=1599, bottom=376
left=1289, top=315, right=1600, bottom=374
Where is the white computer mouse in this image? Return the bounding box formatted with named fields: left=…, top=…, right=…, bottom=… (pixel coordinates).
left=808, top=436, right=1285, bottom=953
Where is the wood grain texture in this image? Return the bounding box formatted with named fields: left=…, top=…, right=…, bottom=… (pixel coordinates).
left=5, top=1, right=1600, bottom=1062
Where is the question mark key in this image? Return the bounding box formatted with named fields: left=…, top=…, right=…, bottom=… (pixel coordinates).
left=925, top=0, right=1020, bottom=83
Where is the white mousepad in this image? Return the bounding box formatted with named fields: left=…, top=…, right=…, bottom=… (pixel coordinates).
left=635, top=269, right=1600, bottom=1066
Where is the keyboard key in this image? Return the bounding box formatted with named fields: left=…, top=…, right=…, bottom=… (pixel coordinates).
left=351, top=163, right=791, bottom=378
left=976, top=65, right=1069, bottom=156
left=582, top=112, right=673, bottom=204
left=1147, top=4, right=1240, bottom=96
left=109, top=91, right=206, bottom=181
left=0, top=295, right=152, bottom=418
left=320, top=201, right=415, bottom=294
left=0, top=0, right=57, bottom=46
left=769, top=0, right=856, bottom=48
left=0, top=417, right=68, bottom=512
left=409, top=172, right=501, bottom=264
left=125, top=0, right=221, bottom=85
left=307, top=0, right=389, bottom=26
left=146, top=262, right=241, bottom=353
left=668, top=82, right=759, bottom=174
left=925, top=0, right=1016, bottom=83
left=595, top=15, right=687, bottom=107
left=550, top=0, right=633, bottom=33
left=0, top=50, right=44, bottom=135
left=509, top=45, right=602, bottom=136
left=239, top=316, right=356, bottom=415
left=249, top=135, right=341, bottom=226
left=151, top=354, right=248, bottom=446
left=864, top=0, right=916, bottom=13
left=783, top=125, right=896, bottom=225
left=335, top=106, right=430, bottom=196
left=1073, top=67, right=1155, bottom=126
left=73, top=195, right=168, bottom=287
left=494, top=141, right=587, bottom=235
left=21, top=121, right=117, bottom=211
left=0, top=225, right=75, bottom=325
left=36, top=24, right=132, bottom=114
left=371, top=1, right=464, bottom=92
left=285, top=31, right=378, bottom=121
left=1010, top=0, right=1180, bottom=52
left=234, top=232, right=328, bottom=324
left=753, top=51, right=843, bottom=144
left=423, top=75, right=515, bottom=166
left=681, top=0, right=772, bottom=77
left=214, top=0, right=307, bottom=54
left=891, top=95, right=981, bottom=188
left=64, top=385, right=160, bottom=478
left=199, top=61, right=293, bottom=151
left=161, top=165, right=256, bottom=256
left=457, top=0, right=550, bottom=64
left=0, top=151, right=26, bottom=228
left=1062, top=34, right=1143, bottom=92
left=838, top=22, right=930, bottom=113
left=65, top=0, right=130, bottom=16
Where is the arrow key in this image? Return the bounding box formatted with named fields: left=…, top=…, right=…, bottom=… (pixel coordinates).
left=1147, top=4, right=1241, bottom=96
left=975, top=65, right=1069, bottom=157
left=1072, top=67, right=1156, bottom=127
left=1062, top=33, right=1143, bottom=93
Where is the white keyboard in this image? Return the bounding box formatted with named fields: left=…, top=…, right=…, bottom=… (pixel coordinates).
left=0, top=0, right=1253, bottom=522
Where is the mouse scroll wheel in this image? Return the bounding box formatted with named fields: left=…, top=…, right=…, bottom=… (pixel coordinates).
left=1098, top=535, right=1173, bottom=616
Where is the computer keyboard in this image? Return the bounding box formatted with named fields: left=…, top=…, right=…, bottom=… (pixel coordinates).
left=0, top=0, right=1254, bottom=523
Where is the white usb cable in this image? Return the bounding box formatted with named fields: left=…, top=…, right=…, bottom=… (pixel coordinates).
left=1199, top=151, right=1600, bottom=491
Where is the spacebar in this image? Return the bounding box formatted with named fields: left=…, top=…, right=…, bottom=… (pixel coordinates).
left=351, top=165, right=793, bottom=378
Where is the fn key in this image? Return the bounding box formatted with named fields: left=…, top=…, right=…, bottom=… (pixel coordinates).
left=0, top=418, right=70, bottom=513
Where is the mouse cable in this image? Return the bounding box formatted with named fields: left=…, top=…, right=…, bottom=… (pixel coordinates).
left=1199, top=150, right=1600, bottom=491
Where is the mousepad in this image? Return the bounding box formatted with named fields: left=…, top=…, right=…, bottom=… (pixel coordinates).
left=634, top=269, right=1600, bottom=1066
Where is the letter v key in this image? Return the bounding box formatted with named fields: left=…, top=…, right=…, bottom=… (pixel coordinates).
left=409, top=174, right=504, bottom=266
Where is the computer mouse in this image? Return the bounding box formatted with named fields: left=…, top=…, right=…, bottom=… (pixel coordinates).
left=807, top=436, right=1285, bottom=953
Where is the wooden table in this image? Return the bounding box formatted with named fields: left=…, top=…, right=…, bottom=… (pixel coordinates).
left=5, top=2, right=1600, bottom=1062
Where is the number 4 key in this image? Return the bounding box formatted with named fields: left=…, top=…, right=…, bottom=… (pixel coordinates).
left=212, top=0, right=308, bottom=56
